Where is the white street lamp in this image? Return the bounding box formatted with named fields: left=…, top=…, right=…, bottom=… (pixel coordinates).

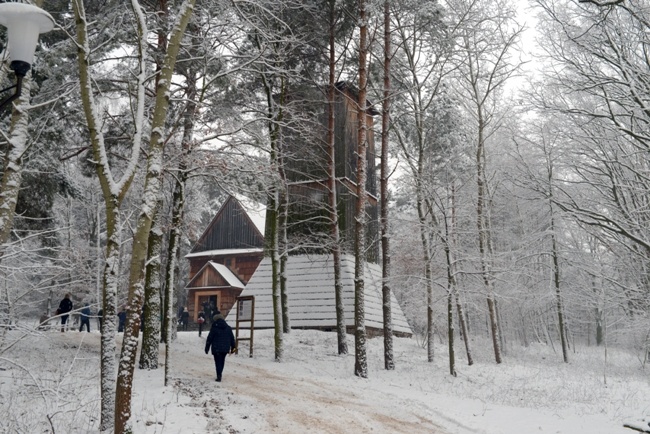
left=0, top=3, right=54, bottom=111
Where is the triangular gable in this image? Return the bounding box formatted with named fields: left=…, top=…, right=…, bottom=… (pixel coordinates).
left=190, top=195, right=265, bottom=254
left=208, top=262, right=244, bottom=288
left=186, top=261, right=245, bottom=289
left=232, top=254, right=412, bottom=335
left=232, top=193, right=266, bottom=235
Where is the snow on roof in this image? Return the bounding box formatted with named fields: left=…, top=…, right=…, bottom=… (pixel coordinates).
left=232, top=193, right=266, bottom=235
left=185, top=248, right=264, bottom=259
left=231, top=254, right=413, bottom=335
left=208, top=262, right=245, bottom=288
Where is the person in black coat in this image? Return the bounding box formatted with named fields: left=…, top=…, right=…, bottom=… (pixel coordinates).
left=97, top=308, right=103, bottom=331
left=57, top=293, right=73, bottom=332
left=180, top=307, right=189, bottom=331
left=204, top=311, right=236, bottom=382
left=79, top=303, right=91, bottom=332
left=117, top=307, right=127, bottom=333
left=197, top=310, right=206, bottom=337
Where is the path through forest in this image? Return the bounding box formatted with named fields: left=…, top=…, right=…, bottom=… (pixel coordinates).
left=172, top=338, right=452, bottom=434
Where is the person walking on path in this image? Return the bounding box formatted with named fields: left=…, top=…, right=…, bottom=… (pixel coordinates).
left=204, top=311, right=236, bottom=382
left=117, top=307, right=127, bottom=333
left=197, top=310, right=206, bottom=337
left=79, top=303, right=91, bottom=332
left=181, top=307, right=189, bottom=331
left=97, top=308, right=103, bottom=331
left=202, top=301, right=212, bottom=326
left=57, top=293, right=73, bottom=332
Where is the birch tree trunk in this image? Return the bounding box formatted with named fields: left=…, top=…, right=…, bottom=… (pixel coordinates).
left=139, top=200, right=163, bottom=370
left=354, top=0, right=369, bottom=379
left=114, top=2, right=196, bottom=432
left=72, top=0, right=147, bottom=429
left=0, top=76, right=31, bottom=256
left=380, top=0, right=395, bottom=371
left=0, top=0, right=46, bottom=261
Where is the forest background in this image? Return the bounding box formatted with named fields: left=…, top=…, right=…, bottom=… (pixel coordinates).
left=0, top=0, right=649, bottom=433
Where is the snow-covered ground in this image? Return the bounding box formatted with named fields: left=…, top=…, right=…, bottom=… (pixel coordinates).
left=0, top=325, right=648, bottom=433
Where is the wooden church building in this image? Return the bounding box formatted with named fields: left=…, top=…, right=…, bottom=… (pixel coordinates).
left=184, top=196, right=265, bottom=323
left=184, top=82, right=413, bottom=336
left=240, top=254, right=413, bottom=337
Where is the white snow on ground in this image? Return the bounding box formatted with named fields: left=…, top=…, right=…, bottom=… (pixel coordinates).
left=0, top=326, right=648, bottom=433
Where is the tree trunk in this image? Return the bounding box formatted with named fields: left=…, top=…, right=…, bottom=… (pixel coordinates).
left=139, top=200, right=163, bottom=370
left=256, top=40, right=286, bottom=359
left=163, top=175, right=184, bottom=385
left=354, top=0, right=369, bottom=379
left=450, top=185, right=472, bottom=365
left=595, top=306, right=604, bottom=346
left=328, top=0, right=348, bottom=356
left=98, top=207, right=120, bottom=434
left=266, top=187, right=283, bottom=360
left=114, top=2, right=195, bottom=432
left=162, top=168, right=188, bottom=385
left=380, top=0, right=395, bottom=371
left=476, top=107, right=501, bottom=364
left=550, top=215, right=569, bottom=363
left=161, top=50, right=196, bottom=357
left=0, top=75, right=31, bottom=254
left=279, top=180, right=290, bottom=334
left=72, top=1, right=140, bottom=430
left=447, top=292, right=457, bottom=376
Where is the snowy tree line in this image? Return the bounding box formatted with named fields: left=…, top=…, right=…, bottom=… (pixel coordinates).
left=0, top=0, right=649, bottom=432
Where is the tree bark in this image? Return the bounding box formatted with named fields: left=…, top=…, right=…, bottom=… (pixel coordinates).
left=451, top=185, right=473, bottom=366
left=163, top=58, right=197, bottom=383
left=72, top=0, right=144, bottom=429
left=476, top=107, right=502, bottom=364
left=139, top=200, right=163, bottom=370
left=380, top=0, right=395, bottom=371
left=328, top=0, right=348, bottom=356
left=0, top=76, right=31, bottom=257
left=354, top=0, right=369, bottom=379
left=550, top=208, right=569, bottom=363
left=114, top=2, right=196, bottom=432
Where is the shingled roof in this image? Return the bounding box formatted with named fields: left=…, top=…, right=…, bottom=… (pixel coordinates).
left=232, top=254, right=413, bottom=336
left=188, top=195, right=264, bottom=256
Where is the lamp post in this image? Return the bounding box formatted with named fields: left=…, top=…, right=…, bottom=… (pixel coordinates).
left=0, top=3, right=54, bottom=111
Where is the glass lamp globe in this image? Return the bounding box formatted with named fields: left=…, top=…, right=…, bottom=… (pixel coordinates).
left=0, top=3, right=54, bottom=76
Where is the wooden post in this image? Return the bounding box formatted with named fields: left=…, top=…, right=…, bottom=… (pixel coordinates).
left=235, top=296, right=255, bottom=358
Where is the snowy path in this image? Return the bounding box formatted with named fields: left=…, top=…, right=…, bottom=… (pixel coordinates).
left=173, top=335, right=450, bottom=434
left=139, top=331, right=644, bottom=434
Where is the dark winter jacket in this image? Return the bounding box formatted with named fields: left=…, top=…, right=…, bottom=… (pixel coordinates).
left=205, top=319, right=236, bottom=355
left=59, top=298, right=73, bottom=314
left=80, top=305, right=91, bottom=320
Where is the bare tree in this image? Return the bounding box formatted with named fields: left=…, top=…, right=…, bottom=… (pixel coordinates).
left=326, top=0, right=348, bottom=356
left=380, top=0, right=394, bottom=371
left=534, top=0, right=650, bottom=354
left=389, top=0, right=457, bottom=366
left=353, top=0, right=370, bottom=379
left=450, top=0, right=524, bottom=364
left=72, top=0, right=196, bottom=431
